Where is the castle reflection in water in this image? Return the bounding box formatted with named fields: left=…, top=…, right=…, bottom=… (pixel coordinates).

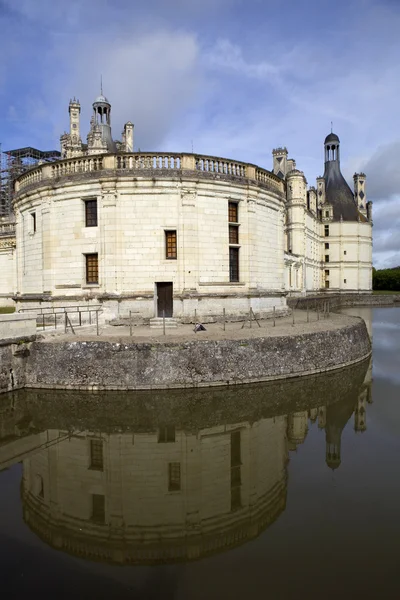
left=0, top=358, right=372, bottom=565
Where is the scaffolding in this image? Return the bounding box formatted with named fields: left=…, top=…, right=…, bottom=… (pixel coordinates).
left=0, top=145, right=61, bottom=216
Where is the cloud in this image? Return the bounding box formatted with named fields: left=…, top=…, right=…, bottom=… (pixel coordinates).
left=44, top=30, right=202, bottom=150
left=1, top=0, right=400, bottom=271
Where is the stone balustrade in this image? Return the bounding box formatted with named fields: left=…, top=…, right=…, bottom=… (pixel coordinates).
left=0, top=222, right=16, bottom=237
left=195, top=156, right=246, bottom=177
left=52, top=157, right=103, bottom=178
left=15, top=152, right=284, bottom=193
left=256, top=168, right=283, bottom=190
left=116, top=153, right=181, bottom=170
left=18, top=167, right=43, bottom=189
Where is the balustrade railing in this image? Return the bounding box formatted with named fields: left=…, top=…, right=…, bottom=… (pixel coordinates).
left=116, top=154, right=181, bottom=170
left=52, top=157, right=103, bottom=178
left=256, top=168, right=282, bottom=190
left=16, top=153, right=283, bottom=193
left=195, top=156, right=246, bottom=177
left=18, top=167, right=43, bottom=188
left=0, top=222, right=16, bottom=237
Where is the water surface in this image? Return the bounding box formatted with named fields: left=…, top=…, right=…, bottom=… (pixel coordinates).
left=0, top=307, right=399, bottom=599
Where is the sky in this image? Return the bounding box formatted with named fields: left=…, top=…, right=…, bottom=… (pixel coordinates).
left=0, top=0, right=399, bottom=268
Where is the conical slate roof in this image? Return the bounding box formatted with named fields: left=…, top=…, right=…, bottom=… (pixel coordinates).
left=323, top=159, right=360, bottom=221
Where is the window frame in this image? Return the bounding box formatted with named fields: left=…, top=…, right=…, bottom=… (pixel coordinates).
left=89, top=439, right=104, bottom=471
left=168, top=462, right=181, bottom=492
left=228, top=202, right=240, bottom=282
left=229, top=247, right=240, bottom=282
left=85, top=253, right=99, bottom=285
left=84, top=198, right=98, bottom=228
left=165, top=230, right=177, bottom=260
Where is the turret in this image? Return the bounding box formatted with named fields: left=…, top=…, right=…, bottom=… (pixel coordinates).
left=286, top=169, right=307, bottom=256
left=308, top=187, right=317, bottom=214
left=322, top=132, right=359, bottom=221
left=316, top=176, right=326, bottom=208
left=69, top=98, right=81, bottom=140
left=353, top=172, right=367, bottom=218
left=89, top=89, right=116, bottom=153
left=272, top=147, right=296, bottom=179
left=122, top=122, right=134, bottom=152
left=60, top=97, right=83, bottom=158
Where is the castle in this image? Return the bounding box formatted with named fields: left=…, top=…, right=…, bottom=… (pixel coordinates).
left=0, top=90, right=373, bottom=321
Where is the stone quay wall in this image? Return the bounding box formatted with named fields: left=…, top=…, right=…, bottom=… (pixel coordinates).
left=287, top=293, right=400, bottom=311
left=0, top=314, right=37, bottom=394
left=24, top=319, right=371, bottom=391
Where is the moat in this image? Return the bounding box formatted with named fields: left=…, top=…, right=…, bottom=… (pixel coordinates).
left=0, top=307, right=399, bottom=599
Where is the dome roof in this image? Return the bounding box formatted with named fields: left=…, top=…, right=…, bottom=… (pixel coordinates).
left=93, top=94, right=110, bottom=105
left=325, top=132, right=340, bottom=144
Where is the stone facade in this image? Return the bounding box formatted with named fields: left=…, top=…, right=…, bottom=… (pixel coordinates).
left=0, top=91, right=373, bottom=319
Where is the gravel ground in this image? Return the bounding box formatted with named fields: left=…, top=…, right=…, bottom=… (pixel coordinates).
left=38, top=309, right=362, bottom=344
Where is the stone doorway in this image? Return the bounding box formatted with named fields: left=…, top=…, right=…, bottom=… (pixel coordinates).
left=156, top=282, right=173, bottom=317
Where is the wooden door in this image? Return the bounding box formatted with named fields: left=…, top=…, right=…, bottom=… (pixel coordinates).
left=157, top=282, right=173, bottom=317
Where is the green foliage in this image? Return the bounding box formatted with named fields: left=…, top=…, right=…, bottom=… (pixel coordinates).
left=0, top=306, right=15, bottom=314
left=373, top=267, right=400, bottom=291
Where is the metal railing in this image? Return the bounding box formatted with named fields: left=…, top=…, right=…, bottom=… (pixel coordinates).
left=18, top=304, right=102, bottom=333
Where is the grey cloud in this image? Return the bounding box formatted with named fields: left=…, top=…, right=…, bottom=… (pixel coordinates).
left=359, top=142, right=400, bottom=199
left=45, top=30, right=203, bottom=151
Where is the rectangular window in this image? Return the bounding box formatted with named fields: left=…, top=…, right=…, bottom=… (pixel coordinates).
left=324, top=225, right=329, bottom=237
left=325, top=270, right=330, bottom=277
left=229, top=247, right=239, bottom=282
left=85, top=199, right=98, bottom=227
left=91, top=494, right=105, bottom=524
left=89, top=439, right=103, bottom=471
left=165, top=230, right=177, bottom=259
left=229, top=224, right=239, bottom=244
left=158, top=426, right=175, bottom=443
left=228, top=202, right=238, bottom=223
left=325, top=255, right=330, bottom=263
left=325, top=243, right=329, bottom=250
left=168, top=462, right=181, bottom=491
left=231, top=431, right=242, bottom=511
left=85, top=253, right=98, bottom=284
left=231, top=486, right=242, bottom=511
left=325, top=211, right=329, bottom=217
left=344, top=279, right=347, bottom=284
left=344, top=250, right=347, bottom=255
left=325, top=280, right=330, bottom=289
left=31, top=212, right=36, bottom=233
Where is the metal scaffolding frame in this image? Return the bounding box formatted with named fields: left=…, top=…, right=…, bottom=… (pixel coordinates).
left=0, top=145, right=61, bottom=216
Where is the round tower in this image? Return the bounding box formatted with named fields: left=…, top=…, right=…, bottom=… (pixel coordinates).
left=92, top=91, right=116, bottom=153
left=324, top=132, right=340, bottom=164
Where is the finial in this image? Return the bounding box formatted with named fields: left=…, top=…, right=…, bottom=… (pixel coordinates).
left=101, top=75, right=103, bottom=95
left=331, top=121, right=333, bottom=133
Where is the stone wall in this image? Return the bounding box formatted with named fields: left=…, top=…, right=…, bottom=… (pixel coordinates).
left=288, top=293, right=400, bottom=310
left=0, top=344, right=29, bottom=394
left=25, top=319, right=371, bottom=390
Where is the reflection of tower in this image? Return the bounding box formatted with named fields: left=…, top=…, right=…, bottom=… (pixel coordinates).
left=20, top=416, right=288, bottom=564
left=318, top=406, right=327, bottom=429
left=325, top=396, right=356, bottom=470
left=309, top=407, right=318, bottom=424
left=287, top=411, right=308, bottom=450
